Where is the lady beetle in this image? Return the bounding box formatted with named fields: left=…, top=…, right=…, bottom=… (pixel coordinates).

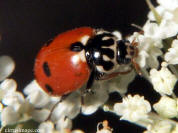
left=34, top=27, right=140, bottom=97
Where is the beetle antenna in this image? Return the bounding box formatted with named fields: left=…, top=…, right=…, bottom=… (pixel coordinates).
left=131, top=23, right=144, bottom=35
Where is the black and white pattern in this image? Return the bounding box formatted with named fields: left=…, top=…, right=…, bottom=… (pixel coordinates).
left=70, top=29, right=134, bottom=79
left=85, top=31, right=118, bottom=73
left=68, top=28, right=137, bottom=90
left=117, top=40, right=131, bottom=65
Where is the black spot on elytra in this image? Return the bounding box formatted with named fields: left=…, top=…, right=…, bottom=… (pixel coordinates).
left=70, top=42, right=84, bottom=52
left=45, top=84, right=53, bottom=93
left=43, top=62, right=51, bottom=77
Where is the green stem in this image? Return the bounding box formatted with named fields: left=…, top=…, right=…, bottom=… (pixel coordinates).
left=145, top=0, right=162, bottom=24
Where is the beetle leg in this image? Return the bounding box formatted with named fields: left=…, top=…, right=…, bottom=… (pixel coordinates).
left=81, top=69, right=96, bottom=105
left=98, top=70, right=131, bottom=80
left=131, top=58, right=142, bottom=75
left=45, top=94, right=69, bottom=121
left=86, top=69, right=96, bottom=91
left=130, top=38, right=142, bottom=75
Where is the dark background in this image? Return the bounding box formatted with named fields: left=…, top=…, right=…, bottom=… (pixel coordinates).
left=0, top=0, right=158, bottom=132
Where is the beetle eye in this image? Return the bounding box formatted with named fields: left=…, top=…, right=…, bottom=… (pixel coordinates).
left=70, top=42, right=84, bottom=52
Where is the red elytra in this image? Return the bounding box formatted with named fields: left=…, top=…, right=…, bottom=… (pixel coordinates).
left=34, top=27, right=94, bottom=96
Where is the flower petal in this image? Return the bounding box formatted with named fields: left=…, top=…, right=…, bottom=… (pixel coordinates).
left=23, top=80, right=43, bottom=95
left=1, top=106, right=20, bottom=126
left=26, top=90, right=50, bottom=108
left=153, top=96, right=178, bottom=118
left=39, top=121, right=54, bottom=133
left=165, top=39, right=178, bottom=65
left=32, top=109, right=50, bottom=122
left=81, top=83, right=109, bottom=115
left=56, top=116, right=72, bottom=131
left=2, top=92, right=25, bottom=111
left=51, top=92, right=81, bottom=121
left=158, top=0, right=178, bottom=10
left=150, top=63, right=177, bottom=95
left=0, top=79, right=17, bottom=99
left=0, top=56, right=15, bottom=81
left=114, top=95, right=151, bottom=122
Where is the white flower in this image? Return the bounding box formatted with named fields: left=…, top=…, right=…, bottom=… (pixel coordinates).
left=26, top=90, right=50, bottom=108
left=1, top=97, right=50, bottom=125
left=0, top=78, right=17, bottom=100
left=153, top=96, right=178, bottom=118
left=148, top=5, right=172, bottom=21
left=2, top=91, right=25, bottom=111
left=23, top=80, right=85, bottom=126
left=142, top=19, right=178, bottom=46
left=51, top=91, right=81, bottom=121
left=24, top=79, right=110, bottom=121
left=131, top=2, right=178, bottom=69
left=148, top=3, right=178, bottom=22
left=158, top=19, right=178, bottom=38
left=39, top=120, right=75, bottom=133
left=150, top=62, right=177, bottom=95
left=145, top=120, right=175, bottom=133
left=0, top=80, right=51, bottom=125
left=147, top=2, right=178, bottom=38
left=114, top=95, right=151, bottom=122
left=172, top=8, right=178, bottom=23
left=23, top=80, right=42, bottom=95
left=165, top=39, right=178, bottom=65
left=157, top=0, right=178, bottom=11
left=56, top=116, right=72, bottom=131
left=24, top=80, right=51, bottom=108
left=128, top=32, right=162, bottom=69
left=152, top=19, right=178, bottom=39
left=39, top=121, right=55, bottom=133
left=81, top=82, right=109, bottom=115
left=0, top=56, right=15, bottom=81
left=143, top=21, right=163, bottom=44
left=32, top=109, right=50, bottom=122
left=1, top=106, right=20, bottom=126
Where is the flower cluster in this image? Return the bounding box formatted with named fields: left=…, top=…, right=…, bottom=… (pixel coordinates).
left=110, top=0, right=178, bottom=132
left=0, top=0, right=178, bottom=132
left=114, top=95, right=151, bottom=122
